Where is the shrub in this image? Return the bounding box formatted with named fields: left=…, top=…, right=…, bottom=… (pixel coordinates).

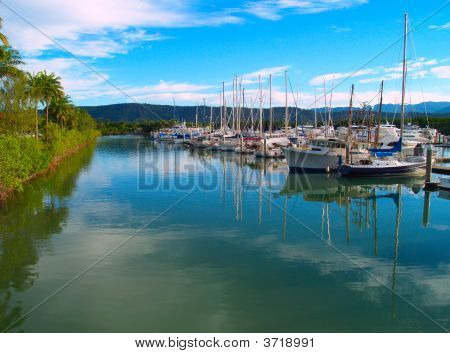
left=0, top=127, right=99, bottom=192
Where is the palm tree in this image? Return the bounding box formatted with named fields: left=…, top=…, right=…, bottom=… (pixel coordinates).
left=0, top=45, right=23, bottom=78
left=26, top=72, right=44, bottom=139
left=49, top=94, right=74, bottom=127
left=0, top=17, right=9, bottom=46
left=35, top=71, right=64, bottom=131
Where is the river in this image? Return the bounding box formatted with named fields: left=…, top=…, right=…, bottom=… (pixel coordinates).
left=0, top=136, right=449, bottom=332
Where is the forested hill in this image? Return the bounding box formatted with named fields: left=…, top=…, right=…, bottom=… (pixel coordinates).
left=80, top=102, right=450, bottom=123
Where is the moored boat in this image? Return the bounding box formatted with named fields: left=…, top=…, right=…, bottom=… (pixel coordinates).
left=339, top=157, right=426, bottom=177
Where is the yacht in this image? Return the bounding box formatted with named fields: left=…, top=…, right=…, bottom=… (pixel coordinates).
left=283, top=138, right=369, bottom=172
left=339, top=156, right=426, bottom=177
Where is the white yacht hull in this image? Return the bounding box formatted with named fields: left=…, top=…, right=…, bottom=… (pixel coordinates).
left=283, top=147, right=342, bottom=172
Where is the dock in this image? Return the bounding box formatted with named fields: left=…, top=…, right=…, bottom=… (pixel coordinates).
left=433, top=165, right=450, bottom=175
left=436, top=157, right=450, bottom=163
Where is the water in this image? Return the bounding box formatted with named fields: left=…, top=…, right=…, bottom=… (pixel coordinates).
left=0, top=136, right=449, bottom=333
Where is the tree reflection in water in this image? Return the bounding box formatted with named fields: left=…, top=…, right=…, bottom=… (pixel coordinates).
left=0, top=144, right=95, bottom=332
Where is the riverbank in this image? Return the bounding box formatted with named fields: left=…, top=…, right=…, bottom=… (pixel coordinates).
left=0, top=128, right=100, bottom=200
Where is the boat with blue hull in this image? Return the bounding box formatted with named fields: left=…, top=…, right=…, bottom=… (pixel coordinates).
left=339, top=158, right=426, bottom=177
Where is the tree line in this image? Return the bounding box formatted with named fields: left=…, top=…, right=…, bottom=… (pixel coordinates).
left=0, top=18, right=98, bottom=196
left=0, top=17, right=96, bottom=138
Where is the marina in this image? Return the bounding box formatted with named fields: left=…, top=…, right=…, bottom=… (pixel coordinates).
left=1, top=1, right=449, bottom=343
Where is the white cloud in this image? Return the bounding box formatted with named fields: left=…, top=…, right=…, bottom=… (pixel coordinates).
left=409, top=58, right=438, bottom=69
left=319, top=58, right=443, bottom=84
left=24, top=57, right=109, bottom=97
left=242, top=65, right=291, bottom=79
left=358, top=73, right=401, bottom=84
left=244, top=0, right=368, bottom=20
left=429, top=22, right=450, bottom=30
left=309, top=68, right=377, bottom=86
left=122, top=30, right=169, bottom=44
left=431, top=66, right=450, bottom=79
left=1, top=0, right=241, bottom=57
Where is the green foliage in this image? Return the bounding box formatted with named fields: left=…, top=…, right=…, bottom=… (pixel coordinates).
left=46, top=123, right=99, bottom=157
left=0, top=19, right=100, bottom=196
left=0, top=127, right=99, bottom=192
left=0, top=45, right=23, bottom=78
left=0, top=136, right=50, bottom=190
left=96, top=119, right=177, bottom=135
left=74, top=108, right=97, bottom=131
left=0, top=73, right=35, bottom=135
left=389, top=116, right=450, bottom=135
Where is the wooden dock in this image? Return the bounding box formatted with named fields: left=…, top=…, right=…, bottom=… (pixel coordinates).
left=436, top=157, right=450, bottom=163
left=433, top=165, right=450, bottom=175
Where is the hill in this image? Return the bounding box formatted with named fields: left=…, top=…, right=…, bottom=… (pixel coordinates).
left=373, top=101, right=450, bottom=114
left=80, top=102, right=450, bottom=124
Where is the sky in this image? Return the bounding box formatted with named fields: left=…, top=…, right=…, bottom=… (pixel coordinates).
left=1, top=0, right=450, bottom=107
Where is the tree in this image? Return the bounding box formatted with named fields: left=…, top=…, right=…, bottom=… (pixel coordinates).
left=0, top=46, right=23, bottom=78
left=35, top=71, right=64, bottom=131
left=25, top=72, right=44, bottom=139
left=0, top=73, right=34, bottom=135
left=0, top=17, right=9, bottom=46
left=49, top=94, right=74, bottom=127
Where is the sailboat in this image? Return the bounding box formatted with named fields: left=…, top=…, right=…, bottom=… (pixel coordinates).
left=339, top=13, right=426, bottom=177
left=283, top=84, right=370, bottom=172
left=255, top=72, right=290, bottom=159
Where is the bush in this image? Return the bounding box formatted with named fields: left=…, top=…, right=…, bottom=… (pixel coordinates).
left=0, top=126, right=99, bottom=192
left=0, top=136, right=50, bottom=190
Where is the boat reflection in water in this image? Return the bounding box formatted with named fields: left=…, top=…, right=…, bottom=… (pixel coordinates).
left=276, top=172, right=450, bottom=322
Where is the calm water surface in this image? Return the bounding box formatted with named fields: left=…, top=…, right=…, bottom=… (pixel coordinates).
left=0, top=136, right=449, bottom=332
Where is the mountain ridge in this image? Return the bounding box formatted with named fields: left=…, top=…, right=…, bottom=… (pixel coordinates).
left=80, top=102, right=450, bottom=122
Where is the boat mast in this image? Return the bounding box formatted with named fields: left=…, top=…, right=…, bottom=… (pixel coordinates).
left=295, top=91, right=299, bottom=136
left=269, top=74, right=273, bottom=134
left=232, top=76, right=236, bottom=131
left=314, top=88, right=317, bottom=129
left=210, top=104, right=213, bottom=136
left=346, top=84, right=354, bottom=164
left=203, top=98, right=206, bottom=125
left=285, top=70, right=289, bottom=135
left=329, top=77, right=335, bottom=131
left=400, top=12, right=408, bottom=141
left=195, top=103, right=198, bottom=128
left=222, top=82, right=225, bottom=138
left=242, top=87, right=245, bottom=133
left=259, top=75, right=263, bottom=138
left=250, top=97, right=254, bottom=132
left=323, top=79, right=327, bottom=137
left=173, top=98, right=176, bottom=120
left=238, top=78, right=242, bottom=134
left=375, top=80, right=384, bottom=147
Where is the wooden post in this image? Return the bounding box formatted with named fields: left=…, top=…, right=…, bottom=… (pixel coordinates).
left=423, top=190, right=431, bottom=227
left=425, top=146, right=433, bottom=183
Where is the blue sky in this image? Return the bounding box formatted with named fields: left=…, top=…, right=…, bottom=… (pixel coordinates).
left=2, top=0, right=450, bottom=107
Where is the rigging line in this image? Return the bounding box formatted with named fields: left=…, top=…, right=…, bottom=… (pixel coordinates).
left=303, top=1, right=450, bottom=110
left=409, top=25, right=430, bottom=126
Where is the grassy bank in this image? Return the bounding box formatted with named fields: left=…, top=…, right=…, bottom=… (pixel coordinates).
left=0, top=124, right=99, bottom=199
